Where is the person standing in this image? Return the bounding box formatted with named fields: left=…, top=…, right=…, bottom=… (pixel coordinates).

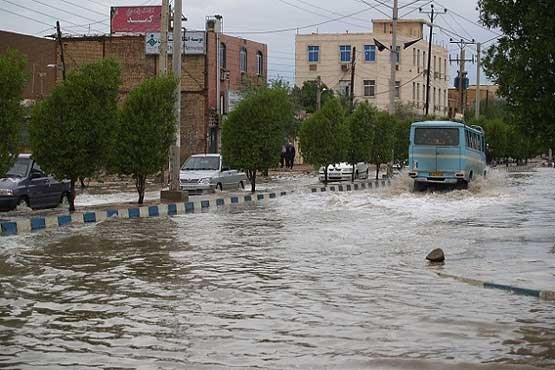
left=280, top=145, right=286, bottom=168
left=286, top=142, right=296, bottom=169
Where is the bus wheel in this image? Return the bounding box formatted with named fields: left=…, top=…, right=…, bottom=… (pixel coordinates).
left=413, top=181, right=426, bottom=192
left=456, top=180, right=468, bottom=190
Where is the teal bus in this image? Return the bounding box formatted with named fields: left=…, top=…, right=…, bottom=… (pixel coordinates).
left=408, top=121, right=486, bottom=190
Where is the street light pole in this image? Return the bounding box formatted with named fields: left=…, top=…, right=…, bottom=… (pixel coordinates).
left=388, top=0, right=398, bottom=115
left=170, top=0, right=182, bottom=192
left=159, top=0, right=169, bottom=75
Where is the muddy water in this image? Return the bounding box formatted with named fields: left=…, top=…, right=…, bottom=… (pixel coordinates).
left=1, top=168, right=554, bottom=370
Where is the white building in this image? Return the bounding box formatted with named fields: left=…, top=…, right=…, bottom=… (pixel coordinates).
left=295, top=19, right=449, bottom=115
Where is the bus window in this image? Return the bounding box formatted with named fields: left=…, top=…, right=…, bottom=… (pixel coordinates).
left=414, top=128, right=460, bottom=146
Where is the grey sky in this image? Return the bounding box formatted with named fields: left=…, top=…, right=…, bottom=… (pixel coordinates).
left=0, top=0, right=499, bottom=85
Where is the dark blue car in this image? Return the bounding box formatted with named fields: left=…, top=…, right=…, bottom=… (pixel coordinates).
left=0, top=154, right=71, bottom=211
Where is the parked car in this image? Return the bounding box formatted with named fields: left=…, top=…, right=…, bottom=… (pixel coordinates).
left=318, top=162, right=369, bottom=182
left=179, top=154, right=247, bottom=194
left=0, top=154, right=71, bottom=211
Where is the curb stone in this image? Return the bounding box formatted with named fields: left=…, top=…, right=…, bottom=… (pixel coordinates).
left=437, top=272, right=555, bottom=302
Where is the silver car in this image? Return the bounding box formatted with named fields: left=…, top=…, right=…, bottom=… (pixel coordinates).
left=179, top=154, right=247, bottom=194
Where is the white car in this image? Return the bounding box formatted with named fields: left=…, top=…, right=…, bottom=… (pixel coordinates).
left=318, top=162, right=369, bottom=182
left=179, top=154, right=247, bottom=194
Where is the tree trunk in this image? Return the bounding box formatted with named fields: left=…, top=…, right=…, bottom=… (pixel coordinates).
left=135, top=174, right=146, bottom=204
left=352, top=163, right=355, bottom=182
left=80, top=177, right=86, bottom=188
left=375, top=163, right=380, bottom=180
left=69, top=178, right=76, bottom=212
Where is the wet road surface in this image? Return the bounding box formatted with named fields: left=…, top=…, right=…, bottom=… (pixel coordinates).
left=0, top=168, right=554, bottom=369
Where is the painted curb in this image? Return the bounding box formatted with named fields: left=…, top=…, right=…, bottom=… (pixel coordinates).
left=0, top=190, right=293, bottom=237
left=491, top=164, right=537, bottom=172
left=309, top=178, right=391, bottom=194
left=437, top=272, right=555, bottom=302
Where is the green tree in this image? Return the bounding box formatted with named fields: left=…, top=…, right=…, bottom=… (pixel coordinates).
left=222, top=85, right=294, bottom=192
left=30, top=59, right=121, bottom=211
left=113, top=76, right=177, bottom=204
left=392, top=118, right=411, bottom=166
left=299, top=97, right=349, bottom=182
left=370, top=112, right=395, bottom=179
left=346, top=102, right=376, bottom=181
left=478, top=0, right=555, bottom=151
left=0, top=49, right=27, bottom=175
left=291, top=80, right=333, bottom=113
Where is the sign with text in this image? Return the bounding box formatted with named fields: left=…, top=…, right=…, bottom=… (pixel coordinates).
left=110, top=6, right=161, bottom=34
left=145, top=31, right=206, bottom=55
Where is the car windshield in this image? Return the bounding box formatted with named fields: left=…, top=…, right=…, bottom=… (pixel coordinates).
left=414, top=127, right=460, bottom=146
left=5, top=158, right=31, bottom=178
left=181, top=157, right=220, bottom=171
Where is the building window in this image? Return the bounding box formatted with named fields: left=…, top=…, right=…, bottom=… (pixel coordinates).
left=417, top=50, right=420, bottom=72
left=412, top=82, right=415, bottom=101
left=395, top=80, right=400, bottom=99
left=433, top=87, right=436, bottom=109
left=395, top=46, right=401, bottom=63
left=364, top=45, right=376, bottom=62
left=363, top=79, right=375, bottom=97
left=256, top=51, right=263, bottom=76
left=433, top=55, right=437, bottom=74
left=438, top=88, right=441, bottom=109
left=308, top=45, right=319, bottom=62
left=340, top=45, right=351, bottom=63
left=412, top=48, right=416, bottom=66
left=444, top=59, right=447, bottom=80
left=423, top=51, right=426, bottom=70
left=219, top=42, right=226, bottom=69
left=240, top=47, right=247, bottom=73
left=438, top=57, right=442, bottom=76
left=444, top=89, right=447, bottom=108
left=423, top=84, right=426, bottom=102
left=417, top=82, right=420, bottom=101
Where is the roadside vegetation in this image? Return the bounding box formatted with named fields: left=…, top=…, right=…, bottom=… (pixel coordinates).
left=0, top=49, right=26, bottom=176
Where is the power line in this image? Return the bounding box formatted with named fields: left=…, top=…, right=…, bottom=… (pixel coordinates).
left=277, top=0, right=369, bottom=29
left=28, top=0, right=105, bottom=25
left=294, top=0, right=372, bottom=23
left=57, top=0, right=107, bottom=18
left=446, top=11, right=473, bottom=40
left=433, top=0, right=502, bottom=37
left=356, top=0, right=391, bottom=18
left=0, top=8, right=53, bottom=28
left=0, top=0, right=105, bottom=33
left=226, top=6, right=379, bottom=35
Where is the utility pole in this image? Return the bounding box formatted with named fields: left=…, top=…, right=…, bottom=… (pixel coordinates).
left=316, top=75, right=322, bottom=111
left=475, top=42, right=481, bottom=120
left=170, top=0, right=182, bottom=192
left=159, top=0, right=169, bottom=75
left=350, top=46, right=356, bottom=112
left=420, top=4, right=446, bottom=116
left=450, top=38, right=475, bottom=116
left=56, top=21, right=66, bottom=81
left=388, top=0, right=398, bottom=115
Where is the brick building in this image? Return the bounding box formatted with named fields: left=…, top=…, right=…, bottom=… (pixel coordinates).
left=57, top=24, right=266, bottom=161
left=448, top=85, right=499, bottom=117
left=0, top=30, right=57, bottom=100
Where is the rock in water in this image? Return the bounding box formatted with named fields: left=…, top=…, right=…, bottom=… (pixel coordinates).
left=426, top=248, right=445, bottom=263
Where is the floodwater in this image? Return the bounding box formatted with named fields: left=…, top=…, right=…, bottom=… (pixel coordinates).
left=1, top=168, right=554, bottom=370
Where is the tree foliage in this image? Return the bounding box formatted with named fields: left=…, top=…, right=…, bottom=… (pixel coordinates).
left=299, top=97, right=349, bottom=182
left=370, top=112, right=395, bottom=179
left=29, top=59, right=121, bottom=211
left=291, top=80, right=333, bottom=113
left=113, top=76, right=177, bottom=204
left=0, top=49, right=27, bottom=175
left=346, top=102, right=376, bottom=180
left=478, top=0, right=555, bottom=150
left=221, top=85, right=294, bottom=192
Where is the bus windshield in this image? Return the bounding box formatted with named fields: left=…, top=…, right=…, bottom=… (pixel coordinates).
left=414, top=127, right=460, bottom=146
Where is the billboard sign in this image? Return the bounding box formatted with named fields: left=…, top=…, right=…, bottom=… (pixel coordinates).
left=145, top=31, right=206, bottom=55
left=110, top=6, right=161, bottom=34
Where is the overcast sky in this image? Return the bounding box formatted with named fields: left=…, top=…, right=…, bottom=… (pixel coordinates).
left=0, top=0, right=500, bottom=85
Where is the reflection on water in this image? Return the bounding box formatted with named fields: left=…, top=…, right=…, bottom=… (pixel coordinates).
left=1, top=169, right=554, bottom=369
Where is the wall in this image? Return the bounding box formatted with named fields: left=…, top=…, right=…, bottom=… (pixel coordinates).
left=59, top=35, right=207, bottom=161
left=295, top=30, right=449, bottom=115
left=0, top=31, right=57, bottom=100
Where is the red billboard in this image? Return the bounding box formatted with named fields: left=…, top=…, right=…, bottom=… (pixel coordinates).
left=110, top=6, right=162, bottom=34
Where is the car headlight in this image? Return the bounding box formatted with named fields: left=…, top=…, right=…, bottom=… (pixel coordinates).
left=0, top=189, right=14, bottom=196
left=199, top=177, right=211, bottom=184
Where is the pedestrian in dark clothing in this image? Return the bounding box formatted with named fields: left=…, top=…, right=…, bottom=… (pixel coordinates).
left=286, top=142, right=296, bottom=169
left=280, top=145, right=286, bottom=168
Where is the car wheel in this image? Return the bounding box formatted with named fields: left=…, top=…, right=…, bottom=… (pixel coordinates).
left=59, top=193, right=70, bottom=208
left=239, top=180, right=245, bottom=190
left=16, top=197, right=31, bottom=211
left=217, top=183, right=223, bottom=191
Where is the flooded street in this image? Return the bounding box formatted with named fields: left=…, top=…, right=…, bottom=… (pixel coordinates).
left=1, top=168, right=554, bottom=370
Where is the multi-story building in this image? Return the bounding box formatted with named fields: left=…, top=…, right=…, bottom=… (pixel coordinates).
left=448, top=84, right=499, bottom=117
left=295, top=19, right=449, bottom=115
left=0, top=17, right=267, bottom=161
